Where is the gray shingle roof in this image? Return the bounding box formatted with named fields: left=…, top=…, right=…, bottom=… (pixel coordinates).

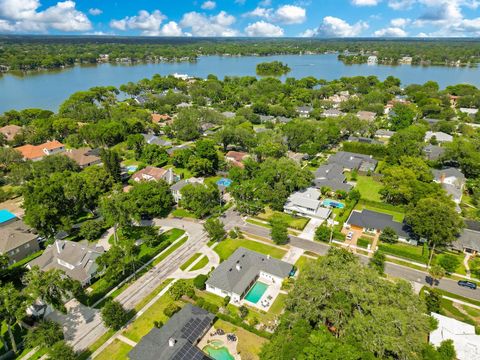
left=328, top=151, right=377, bottom=172
left=452, top=229, right=480, bottom=253
left=0, top=219, right=37, bottom=253
left=346, top=209, right=410, bottom=239
left=206, top=248, right=292, bottom=296
left=129, top=304, right=214, bottom=360
left=424, top=144, right=445, bottom=161
left=432, top=167, right=465, bottom=182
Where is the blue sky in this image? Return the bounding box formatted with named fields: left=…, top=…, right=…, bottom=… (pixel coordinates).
left=0, top=0, right=479, bottom=37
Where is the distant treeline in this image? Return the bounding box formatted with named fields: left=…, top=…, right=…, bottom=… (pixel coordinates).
left=1, top=37, right=480, bottom=72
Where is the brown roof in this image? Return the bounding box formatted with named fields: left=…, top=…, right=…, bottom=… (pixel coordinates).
left=15, top=140, right=65, bottom=160
left=132, top=166, right=168, bottom=182
left=63, top=148, right=101, bottom=167
left=225, top=151, right=249, bottom=162
left=151, top=113, right=171, bottom=124
left=0, top=125, right=22, bottom=142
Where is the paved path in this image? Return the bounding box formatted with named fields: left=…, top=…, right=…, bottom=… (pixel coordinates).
left=299, top=218, right=323, bottom=240
left=117, top=335, right=137, bottom=347
left=282, top=246, right=304, bottom=265
left=97, top=228, right=113, bottom=251
left=223, top=210, right=480, bottom=301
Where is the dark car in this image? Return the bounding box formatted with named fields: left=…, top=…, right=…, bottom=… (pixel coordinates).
left=458, top=280, right=477, bottom=290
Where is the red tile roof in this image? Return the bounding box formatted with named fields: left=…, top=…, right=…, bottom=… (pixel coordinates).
left=132, top=166, right=168, bottom=182
left=15, top=140, right=65, bottom=160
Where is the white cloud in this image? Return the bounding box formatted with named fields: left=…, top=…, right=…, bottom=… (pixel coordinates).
left=315, top=16, right=368, bottom=37
left=299, top=28, right=317, bottom=37
left=245, top=20, right=284, bottom=36
left=0, top=0, right=92, bottom=32
left=351, top=0, right=381, bottom=6
left=374, top=26, right=408, bottom=36
left=88, top=8, right=102, bottom=16
left=244, top=4, right=306, bottom=24
left=201, top=1, right=216, bottom=10
left=390, top=17, right=410, bottom=27
left=180, top=11, right=238, bottom=36
left=388, top=0, right=416, bottom=10
left=109, top=9, right=184, bottom=36
left=259, top=0, right=272, bottom=6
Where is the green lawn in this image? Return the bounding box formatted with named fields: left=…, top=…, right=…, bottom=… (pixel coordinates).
left=134, top=278, right=174, bottom=312
left=190, top=256, right=209, bottom=271
left=354, top=200, right=405, bottom=222
left=294, top=256, right=315, bottom=273
left=357, top=238, right=372, bottom=249
left=214, top=238, right=286, bottom=262
left=269, top=293, right=287, bottom=315
left=256, top=208, right=310, bottom=230
left=180, top=253, right=202, bottom=271
left=355, top=176, right=383, bottom=202
left=123, top=292, right=179, bottom=343
left=379, top=242, right=429, bottom=264
left=171, top=208, right=198, bottom=219
left=433, top=252, right=466, bottom=275
left=94, top=339, right=132, bottom=360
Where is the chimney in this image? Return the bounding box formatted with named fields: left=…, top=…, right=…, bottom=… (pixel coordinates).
left=235, top=264, right=242, bottom=271
left=168, top=338, right=176, bottom=347
left=440, top=173, right=446, bottom=184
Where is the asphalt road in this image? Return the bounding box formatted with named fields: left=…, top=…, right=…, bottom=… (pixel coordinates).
left=223, top=209, right=480, bottom=301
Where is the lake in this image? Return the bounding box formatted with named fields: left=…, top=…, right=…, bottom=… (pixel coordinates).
left=1, top=54, right=479, bottom=113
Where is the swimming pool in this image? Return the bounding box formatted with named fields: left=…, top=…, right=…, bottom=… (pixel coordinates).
left=203, top=340, right=235, bottom=360
left=244, top=281, right=268, bottom=304
left=0, top=209, right=16, bottom=224
left=126, top=165, right=138, bottom=173
left=322, top=199, right=345, bottom=209
left=216, top=178, right=232, bottom=187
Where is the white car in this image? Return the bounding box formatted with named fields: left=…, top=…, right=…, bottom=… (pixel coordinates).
left=346, top=231, right=354, bottom=240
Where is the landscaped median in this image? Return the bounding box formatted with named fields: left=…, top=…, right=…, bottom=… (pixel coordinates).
left=213, top=238, right=287, bottom=262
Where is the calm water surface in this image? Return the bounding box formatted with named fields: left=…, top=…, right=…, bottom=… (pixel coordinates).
left=1, top=54, right=479, bottom=112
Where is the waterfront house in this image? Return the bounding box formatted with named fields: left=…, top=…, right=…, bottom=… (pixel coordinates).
left=15, top=140, right=65, bottom=161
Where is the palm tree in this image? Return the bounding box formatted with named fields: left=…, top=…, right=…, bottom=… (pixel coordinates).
left=428, top=265, right=446, bottom=288
left=0, top=283, right=29, bottom=353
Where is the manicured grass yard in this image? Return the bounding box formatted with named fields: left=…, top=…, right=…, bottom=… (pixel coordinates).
left=354, top=176, right=383, bottom=202
left=357, top=237, right=372, bottom=249
left=190, top=256, right=209, bottom=271
left=214, top=238, right=287, bottom=262
left=123, top=292, right=179, bottom=343
left=171, top=208, right=198, bottom=219
left=180, top=253, right=202, bottom=271
left=214, top=319, right=268, bottom=360
left=294, top=256, right=315, bottom=273
left=256, top=208, right=310, bottom=230
left=269, top=293, right=287, bottom=315
left=95, top=339, right=132, bottom=360
left=354, top=200, right=405, bottom=222
left=379, top=242, right=429, bottom=264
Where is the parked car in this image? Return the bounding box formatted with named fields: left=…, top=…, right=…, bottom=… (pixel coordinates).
left=458, top=280, right=477, bottom=290
left=346, top=231, right=354, bottom=240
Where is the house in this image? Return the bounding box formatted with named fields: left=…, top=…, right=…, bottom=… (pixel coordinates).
left=425, top=131, right=453, bottom=144
left=328, top=151, right=377, bottom=172
left=399, top=56, right=413, bottom=64
left=63, top=148, right=101, bottom=168
left=424, top=118, right=441, bottom=127
left=451, top=228, right=480, bottom=255
left=347, top=136, right=381, bottom=145
left=357, top=111, right=376, bottom=122
left=134, top=95, right=147, bottom=105
left=375, top=129, right=395, bottom=140
left=314, top=163, right=353, bottom=192
left=15, top=140, right=65, bottom=161
left=206, top=247, right=293, bottom=305
left=367, top=56, right=378, bottom=64
left=259, top=115, right=275, bottom=123
left=151, top=113, right=172, bottom=125
left=0, top=213, right=40, bottom=265
left=345, top=209, right=411, bottom=242
left=0, top=124, right=22, bottom=142
left=287, top=151, right=308, bottom=164
left=128, top=304, right=215, bottom=360
left=459, top=108, right=478, bottom=118
left=225, top=151, right=249, bottom=168
left=132, top=166, right=178, bottom=185
left=296, top=106, right=313, bottom=118
left=221, top=111, right=236, bottom=119
left=166, top=144, right=192, bottom=156
left=284, top=187, right=332, bottom=219
left=141, top=133, right=172, bottom=147
left=430, top=313, right=480, bottom=360
left=170, top=177, right=204, bottom=203
left=432, top=167, right=466, bottom=207
left=322, top=109, right=344, bottom=118
left=276, top=116, right=292, bottom=124
left=424, top=144, right=445, bottom=161
left=176, top=102, right=192, bottom=109
left=28, top=240, right=104, bottom=286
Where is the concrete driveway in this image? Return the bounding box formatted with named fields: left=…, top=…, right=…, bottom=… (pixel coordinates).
left=299, top=218, right=324, bottom=240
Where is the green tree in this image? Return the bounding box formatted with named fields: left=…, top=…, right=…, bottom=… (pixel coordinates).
left=101, top=300, right=130, bottom=330
left=406, top=197, right=463, bottom=267
left=139, top=144, right=169, bottom=166
left=270, top=215, right=289, bottom=245
left=425, top=289, right=441, bottom=313
left=48, top=341, right=77, bottom=360
left=126, top=180, right=174, bottom=220
left=369, top=251, right=386, bottom=274
left=314, top=225, right=330, bottom=243
left=172, top=109, right=201, bottom=141
left=379, top=227, right=399, bottom=244
left=99, top=148, right=121, bottom=182
left=169, top=279, right=194, bottom=300
left=437, top=254, right=460, bottom=274
left=25, top=320, right=64, bottom=350
left=180, top=184, right=220, bottom=218
left=100, top=192, right=131, bottom=244
left=79, top=219, right=107, bottom=241
left=203, top=217, right=226, bottom=242
left=428, top=265, right=446, bottom=288
left=390, top=103, right=418, bottom=130
left=0, top=283, right=29, bottom=353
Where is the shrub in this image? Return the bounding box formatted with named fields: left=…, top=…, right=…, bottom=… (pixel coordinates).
left=239, top=305, right=249, bottom=319
left=154, top=320, right=163, bottom=328
left=164, top=303, right=181, bottom=317
left=48, top=341, right=76, bottom=360
left=229, top=229, right=238, bottom=239
left=193, top=274, right=208, bottom=290
left=425, top=289, right=441, bottom=313
left=437, top=254, right=460, bottom=274
left=223, top=296, right=231, bottom=307
left=25, top=321, right=64, bottom=349
left=315, top=225, right=330, bottom=242
left=379, top=227, right=399, bottom=244
left=79, top=219, right=107, bottom=241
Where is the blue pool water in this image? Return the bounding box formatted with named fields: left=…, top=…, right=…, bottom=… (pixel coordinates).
left=216, top=178, right=232, bottom=187
left=0, top=209, right=16, bottom=224
left=126, top=165, right=138, bottom=172
left=244, top=281, right=268, bottom=304
left=322, top=199, right=345, bottom=209
left=203, top=341, right=235, bottom=360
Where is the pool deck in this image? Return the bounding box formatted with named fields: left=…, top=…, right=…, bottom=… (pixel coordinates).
left=240, top=276, right=281, bottom=311
left=198, top=326, right=241, bottom=360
